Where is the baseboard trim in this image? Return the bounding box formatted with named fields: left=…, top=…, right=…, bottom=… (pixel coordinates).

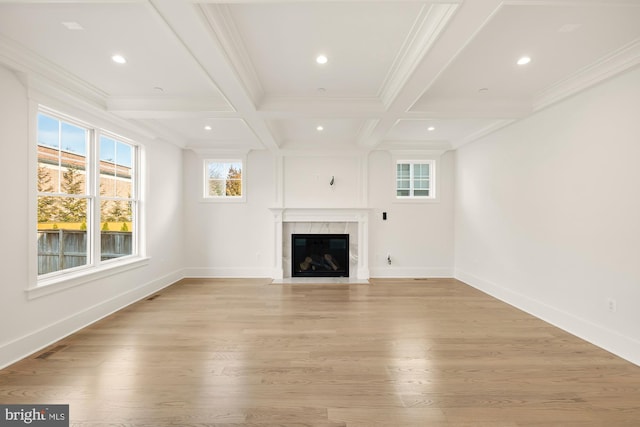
left=183, top=267, right=274, bottom=278
left=455, top=269, right=640, bottom=367
left=370, top=266, right=453, bottom=278
left=0, top=269, right=184, bottom=370
left=184, top=266, right=451, bottom=280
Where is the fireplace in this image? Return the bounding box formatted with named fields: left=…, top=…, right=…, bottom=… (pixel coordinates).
left=292, top=234, right=349, bottom=277
left=270, top=208, right=369, bottom=281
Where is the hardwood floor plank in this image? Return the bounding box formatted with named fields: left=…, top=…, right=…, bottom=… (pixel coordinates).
left=2, top=278, right=639, bottom=426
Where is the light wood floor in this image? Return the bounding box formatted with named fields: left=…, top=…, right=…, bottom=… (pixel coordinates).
left=2, top=278, right=640, bottom=426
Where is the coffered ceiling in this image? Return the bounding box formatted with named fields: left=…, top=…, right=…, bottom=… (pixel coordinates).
left=0, top=0, right=638, bottom=153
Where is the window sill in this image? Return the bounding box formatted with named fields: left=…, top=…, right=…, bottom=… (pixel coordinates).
left=27, top=256, right=150, bottom=300
left=200, top=196, right=246, bottom=203
left=394, top=197, right=440, bottom=204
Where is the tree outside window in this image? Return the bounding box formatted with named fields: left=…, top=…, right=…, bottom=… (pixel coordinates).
left=204, top=159, right=244, bottom=200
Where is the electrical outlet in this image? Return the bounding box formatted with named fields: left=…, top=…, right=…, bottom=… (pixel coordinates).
left=607, top=298, right=617, bottom=313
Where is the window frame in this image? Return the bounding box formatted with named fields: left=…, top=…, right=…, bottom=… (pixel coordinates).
left=202, top=156, right=246, bottom=203
left=32, top=105, right=145, bottom=294
left=97, top=131, right=139, bottom=264
left=395, top=159, right=436, bottom=200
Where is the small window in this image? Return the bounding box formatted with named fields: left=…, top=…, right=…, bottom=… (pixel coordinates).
left=204, top=159, right=244, bottom=201
left=396, top=160, right=435, bottom=199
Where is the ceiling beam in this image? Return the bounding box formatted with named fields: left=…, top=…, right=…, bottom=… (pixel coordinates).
left=358, top=0, right=504, bottom=149
left=148, top=0, right=281, bottom=150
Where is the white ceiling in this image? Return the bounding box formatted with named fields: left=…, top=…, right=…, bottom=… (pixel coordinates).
left=0, top=0, right=638, bottom=153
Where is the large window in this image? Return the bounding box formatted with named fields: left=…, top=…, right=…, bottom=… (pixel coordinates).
left=203, top=159, right=244, bottom=201
left=396, top=160, right=435, bottom=199
left=37, top=109, right=139, bottom=279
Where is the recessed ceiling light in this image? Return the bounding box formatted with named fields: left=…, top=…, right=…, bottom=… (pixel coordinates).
left=316, top=125, right=324, bottom=131
left=427, top=126, right=435, bottom=131
left=62, top=21, right=84, bottom=30
left=517, top=56, right=531, bottom=66
left=111, top=54, right=127, bottom=64
left=316, top=55, right=328, bottom=65
left=204, top=125, right=212, bottom=131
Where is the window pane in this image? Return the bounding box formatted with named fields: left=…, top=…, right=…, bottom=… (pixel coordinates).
left=414, top=189, right=430, bottom=197
left=397, top=189, right=410, bottom=197
left=116, top=141, right=133, bottom=168
left=37, top=114, right=60, bottom=149
left=116, top=143, right=133, bottom=198
left=206, top=160, right=242, bottom=197
left=100, top=137, right=134, bottom=198
left=100, top=200, right=133, bottom=261
left=60, top=164, right=86, bottom=195
left=209, top=179, right=225, bottom=196
left=397, top=179, right=410, bottom=189
left=226, top=178, right=242, bottom=196
left=38, top=114, right=88, bottom=195
left=37, top=196, right=89, bottom=275
left=414, top=163, right=429, bottom=178
left=100, top=137, right=115, bottom=197
left=60, top=123, right=88, bottom=196
left=100, top=136, right=116, bottom=163
left=397, top=163, right=410, bottom=179
left=37, top=196, right=88, bottom=224
left=414, top=179, right=429, bottom=189
left=60, top=122, right=86, bottom=156
left=37, top=162, right=56, bottom=193
left=225, top=164, right=242, bottom=196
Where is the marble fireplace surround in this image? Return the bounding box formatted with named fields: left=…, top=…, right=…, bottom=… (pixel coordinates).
left=270, top=208, right=370, bottom=282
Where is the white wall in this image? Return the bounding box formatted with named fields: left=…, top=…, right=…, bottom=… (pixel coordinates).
left=182, top=149, right=455, bottom=279
left=454, top=67, right=640, bottom=365
left=283, top=155, right=364, bottom=207
left=182, top=149, right=276, bottom=277
left=0, top=65, right=185, bottom=369
left=369, top=150, right=455, bottom=277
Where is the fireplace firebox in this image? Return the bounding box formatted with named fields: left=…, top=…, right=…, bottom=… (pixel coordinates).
left=292, top=234, right=349, bottom=277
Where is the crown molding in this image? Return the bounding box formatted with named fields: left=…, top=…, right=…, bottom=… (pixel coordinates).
left=25, top=77, right=165, bottom=143
left=199, top=3, right=265, bottom=107
left=188, top=147, right=251, bottom=157
left=388, top=148, right=448, bottom=158
left=533, top=38, right=640, bottom=112
left=450, top=118, right=515, bottom=149
left=278, top=148, right=370, bottom=158
left=356, top=118, right=381, bottom=147
left=107, top=95, right=235, bottom=118
left=0, top=34, right=108, bottom=108
left=377, top=140, right=452, bottom=152
left=410, top=95, right=532, bottom=118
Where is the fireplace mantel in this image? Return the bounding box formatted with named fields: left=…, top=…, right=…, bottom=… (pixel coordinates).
left=269, top=208, right=370, bottom=280
left=270, top=207, right=369, bottom=222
